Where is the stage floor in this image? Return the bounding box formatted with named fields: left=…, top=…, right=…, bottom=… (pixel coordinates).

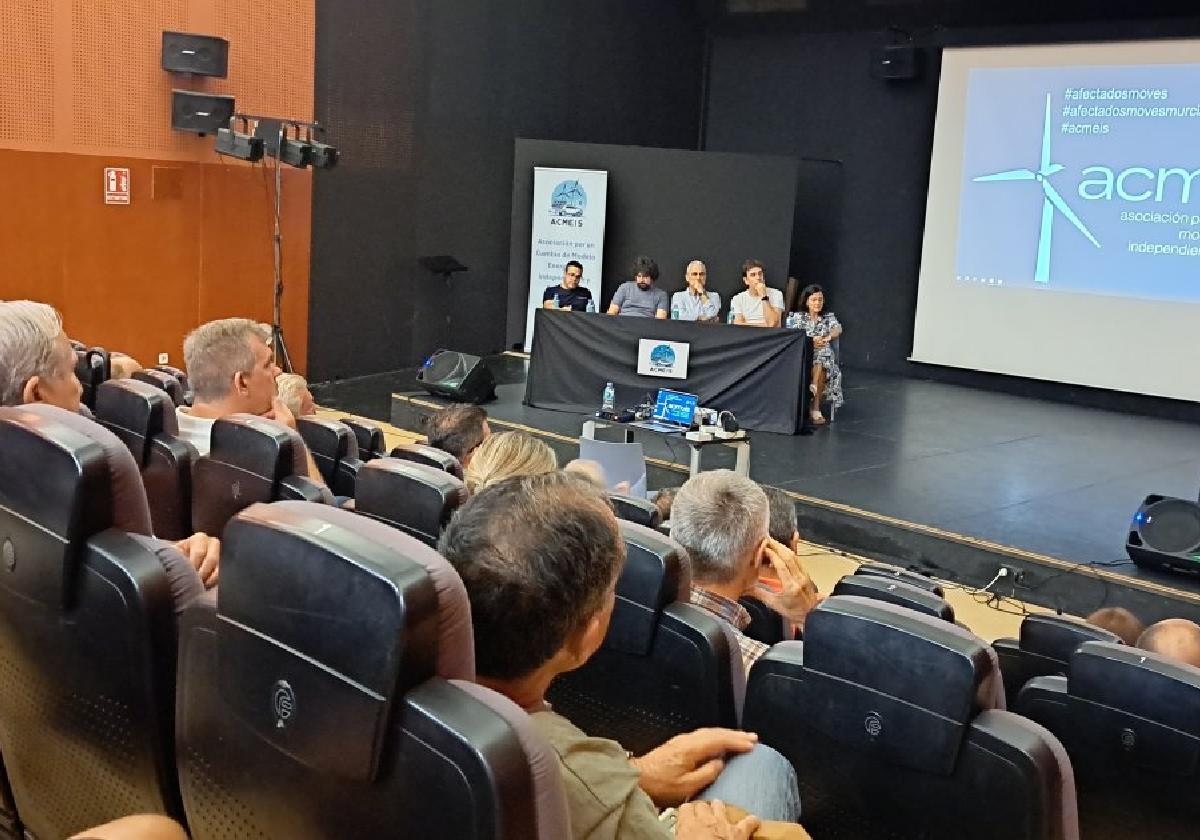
left=314, top=354, right=1200, bottom=608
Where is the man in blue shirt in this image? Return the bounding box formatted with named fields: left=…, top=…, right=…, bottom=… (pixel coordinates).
left=542, top=260, right=593, bottom=311
left=671, top=260, right=722, bottom=322
left=607, top=256, right=670, bottom=319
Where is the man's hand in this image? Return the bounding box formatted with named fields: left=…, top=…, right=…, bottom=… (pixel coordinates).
left=630, top=728, right=758, bottom=807
left=757, top=538, right=820, bottom=629
left=264, top=396, right=297, bottom=431
left=750, top=280, right=767, bottom=299
left=676, top=800, right=761, bottom=840
left=175, top=532, right=220, bottom=588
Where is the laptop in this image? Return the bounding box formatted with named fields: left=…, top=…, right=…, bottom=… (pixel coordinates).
left=630, top=388, right=699, bottom=434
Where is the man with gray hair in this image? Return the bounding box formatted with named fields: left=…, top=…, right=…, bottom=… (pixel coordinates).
left=178, top=317, right=324, bottom=484
left=670, top=260, right=722, bottom=322
left=275, top=373, right=317, bottom=419
left=671, top=470, right=820, bottom=671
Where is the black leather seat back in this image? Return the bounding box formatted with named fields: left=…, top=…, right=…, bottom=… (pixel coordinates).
left=296, top=416, right=362, bottom=498
left=739, top=595, right=789, bottom=645
left=996, top=614, right=1121, bottom=705
left=95, top=379, right=194, bottom=541
left=390, top=442, right=463, bottom=478
left=342, top=418, right=386, bottom=460
left=547, top=522, right=739, bottom=754
left=744, top=597, right=1076, bottom=840
left=355, top=459, right=465, bottom=546
left=833, top=574, right=955, bottom=622
left=132, top=369, right=187, bottom=407
left=192, top=415, right=324, bottom=535
left=609, top=493, right=662, bottom=528
left=853, top=562, right=946, bottom=597
left=1016, top=641, right=1200, bottom=840
left=177, top=502, right=563, bottom=839
left=0, top=408, right=181, bottom=838
left=75, top=348, right=110, bottom=410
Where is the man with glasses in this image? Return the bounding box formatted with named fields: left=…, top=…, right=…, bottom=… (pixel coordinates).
left=542, top=260, right=593, bottom=312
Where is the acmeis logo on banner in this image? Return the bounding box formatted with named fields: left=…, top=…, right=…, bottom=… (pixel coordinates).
left=638, top=339, right=690, bottom=379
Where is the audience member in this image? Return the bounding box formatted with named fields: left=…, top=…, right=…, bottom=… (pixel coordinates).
left=179, top=318, right=324, bottom=485
left=730, top=260, right=784, bottom=328
left=463, top=430, right=556, bottom=493
left=423, top=404, right=490, bottom=469
left=653, top=487, right=678, bottom=523
left=109, top=352, right=143, bottom=380
left=71, top=815, right=188, bottom=840
left=671, top=470, right=820, bottom=671
left=438, top=472, right=802, bottom=839
left=1137, top=618, right=1200, bottom=668
left=607, top=256, right=670, bottom=319
left=0, top=301, right=216, bottom=596
left=760, top=486, right=803, bottom=597
left=1086, top=606, right=1145, bottom=646
left=275, top=372, right=317, bottom=418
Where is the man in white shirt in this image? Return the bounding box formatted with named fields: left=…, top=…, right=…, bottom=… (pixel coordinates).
left=178, top=318, right=325, bottom=485
left=729, top=260, right=784, bottom=328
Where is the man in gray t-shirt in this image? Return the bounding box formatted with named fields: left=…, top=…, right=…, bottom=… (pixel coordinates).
left=607, top=256, right=670, bottom=319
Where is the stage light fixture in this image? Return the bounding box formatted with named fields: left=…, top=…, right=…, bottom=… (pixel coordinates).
left=278, top=135, right=312, bottom=168
left=306, top=140, right=339, bottom=170
left=215, top=126, right=264, bottom=161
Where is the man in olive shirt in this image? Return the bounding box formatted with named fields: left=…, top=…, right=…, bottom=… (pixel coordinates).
left=438, top=472, right=802, bottom=840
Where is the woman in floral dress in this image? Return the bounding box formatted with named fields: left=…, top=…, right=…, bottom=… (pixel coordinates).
left=786, top=284, right=843, bottom=425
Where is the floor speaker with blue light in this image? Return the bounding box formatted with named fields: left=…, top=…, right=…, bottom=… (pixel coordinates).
left=416, top=349, right=496, bottom=404
left=1127, top=494, right=1200, bottom=578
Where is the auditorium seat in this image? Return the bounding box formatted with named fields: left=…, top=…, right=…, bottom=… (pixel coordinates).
left=296, top=416, right=363, bottom=498
left=1015, top=641, right=1200, bottom=840
left=739, top=594, right=790, bottom=645
left=609, top=492, right=662, bottom=528
left=75, top=347, right=110, bottom=410
left=341, top=417, right=386, bottom=460
left=132, top=369, right=187, bottom=408
left=546, top=521, right=742, bottom=754
left=832, top=573, right=956, bottom=622
left=354, top=458, right=465, bottom=546
left=994, top=614, right=1121, bottom=705
left=389, top=441, right=463, bottom=478
left=191, top=415, right=331, bottom=536
left=853, top=562, right=946, bottom=597
left=0, top=406, right=185, bottom=837
left=94, top=379, right=194, bottom=541
left=744, top=596, right=1078, bottom=840
left=175, top=502, right=568, bottom=839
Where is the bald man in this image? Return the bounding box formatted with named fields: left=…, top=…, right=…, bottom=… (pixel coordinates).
left=1137, top=618, right=1200, bottom=669
left=671, top=260, right=722, bottom=322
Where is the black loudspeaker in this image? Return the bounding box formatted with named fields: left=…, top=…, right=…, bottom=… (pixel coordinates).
left=171, top=90, right=235, bottom=135
left=161, top=31, right=229, bottom=77
left=1126, top=494, right=1200, bottom=577
left=870, top=45, right=921, bottom=81
left=417, top=350, right=496, bottom=404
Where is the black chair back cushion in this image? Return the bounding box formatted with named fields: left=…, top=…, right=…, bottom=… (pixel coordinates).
left=853, top=562, right=946, bottom=597
left=176, top=503, right=545, bottom=838
left=547, top=522, right=738, bottom=754
left=95, top=379, right=194, bottom=540
left=389, top=442, right=463, bottom=478
left=132, top=369, right=187, bottom=407
left=355, top=459, right=465, bottom=546
left=997, top=614, right=1121, bottom=704
left=609, top=494, right=662, bottom=528
left=739, top=595, right=789, bottom=645
left=743, top=596, right=1075, bottom=840
left=833, top=574, right=955, bottom=622
left=342, top=418, right=386, bottom=460
left=1016, top=641, right=1200, bottom=840
left=0, top=408, right=181, bottom=838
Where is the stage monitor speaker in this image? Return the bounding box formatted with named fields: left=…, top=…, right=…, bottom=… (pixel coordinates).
left=870, top=45, right=921, bottom=81
left=417, top=350, right=496, bottom=404
left=1126, top=494, right=1200, bottom=577
left=171, top=90, right=235, bottom=135
left=162, top=31, right=229, bottom=77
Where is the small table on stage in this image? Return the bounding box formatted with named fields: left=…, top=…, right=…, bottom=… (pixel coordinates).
left=525, top=310, right=812, bottom=435
left=582, top=418, right=751, bottom=479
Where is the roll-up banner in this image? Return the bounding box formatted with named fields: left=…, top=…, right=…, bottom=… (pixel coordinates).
left=524, top=167, right=609, bottom=351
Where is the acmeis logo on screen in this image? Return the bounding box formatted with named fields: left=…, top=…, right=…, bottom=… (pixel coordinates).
left=956, top=67, right=1200, bottom=303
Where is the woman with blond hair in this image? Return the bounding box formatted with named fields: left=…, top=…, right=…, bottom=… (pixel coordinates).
left=463, top=430, right=557, bottom=493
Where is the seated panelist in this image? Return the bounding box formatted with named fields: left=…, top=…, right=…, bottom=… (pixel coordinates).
left=729, top=260, right=784, bottom=328
left=671, top=260, right=722, bottom=322
left=607, top=256, right=670, bottom=319
left=542, top=260, right=594, bottom=312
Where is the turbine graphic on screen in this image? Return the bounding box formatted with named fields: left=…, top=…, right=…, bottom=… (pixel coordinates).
left=973, top=93, right=1100, bottom=283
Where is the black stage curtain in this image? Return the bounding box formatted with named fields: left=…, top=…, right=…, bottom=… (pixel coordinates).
left=524, top=311, right=811, bottom=435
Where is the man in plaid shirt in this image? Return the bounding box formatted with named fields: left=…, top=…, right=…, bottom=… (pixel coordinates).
left=671, top=471, right=820, bottom=674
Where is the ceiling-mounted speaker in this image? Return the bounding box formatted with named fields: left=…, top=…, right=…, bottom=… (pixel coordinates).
left=171, top=90, right=235, bottom=136
left=162, top=31, right=229, bottom=78
left=870, top=45, right=921, bottom=81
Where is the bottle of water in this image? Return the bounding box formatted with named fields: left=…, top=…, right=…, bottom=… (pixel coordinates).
left=553, top=292, right=561, bottom=309
left=785, top=311, right=799, bottom=329
left=671, top=305, right=680, bottom=320
left=602, top=381, right=616, bottom=413
left=727, top=309, right=735, bottom=324
left=586, top=299, right=596, bottom=313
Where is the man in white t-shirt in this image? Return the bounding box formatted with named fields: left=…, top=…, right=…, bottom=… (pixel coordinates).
left=729, top=260, right=784, bottom=328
